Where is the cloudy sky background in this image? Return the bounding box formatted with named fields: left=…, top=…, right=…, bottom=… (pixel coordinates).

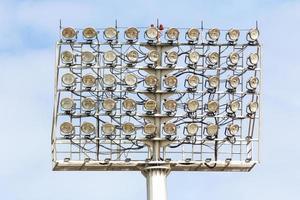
left=0, top=0, right=299, bottom=199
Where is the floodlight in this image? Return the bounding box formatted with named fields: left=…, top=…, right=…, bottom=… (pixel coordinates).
left=144, top=123, right=157, bottom=136
left=61, top=73, right=76, bottom=87
left=163, top=122, right=177, bottom=135
left=125, top=27, right=139, bottom=42
left=207, top=100, right=219, bottom=113
left=62, top=27, right=76, bottom=41
left=247, top=28, right=259, bottom=42
left=145, top=27, right=158, bottom=41
left=186, top=75, right=200, bottom=88
left=81, top=122, right=95, bottom=135
left=102, top=123, right=115, bottom=135
left=104, top=27, right=117, bottom=41
left=186, top=123, right=198, bottom=136
left=145, top=74, right=158, bottom=88
left=163, top=99, right=177, bottom=112
left=82, top=74, right=96, bottom=88
left=206, top=28, right=220, bottom=42
left=226, top=29, right=240, bottom=42
left=82, top=51, right=95, bottom=64
left=103, top=74, right=116, bottom=88
left=61, top=97, right=74, bottom=111
left=247, top=53, right=259, bottom=66
left=81, top=98, right=96, bottom=111
left=122, top=122, right=136, bottom=135
left=207, top=76, right=220, bottom=88
left=126, top=50, right=139, bottom=63
left=166, top=28, right=179, bottom=42
left=60, top=122, right=74, bottom=136
left=83, top=27, right=97, bottom=40
left=227, top=76, right=240, bottom=89
left=186, top=99, right=199, bottom=112
left=188, top=51, right=200, bottom=64
left=61, top=51, right=74, bottom=64
left=102, top=98, right=116, bottom=111
left=124, top=74, right=137, bottom=88
left=164, top=75, right=177, bottom=89
left=123, top=98, right=136, bottom=111
left=148, top=50, right=159, bottom=63
left=227, top=52, right=239, bottom=65
left=186, top=28, right=200, bottom=42
left=228, top=100, right=240, bottom=113
left=248, top=102, right=259, bottom=113
left=104, top=50, right=117, bottom=63
left=144, top=99, right=157, bottom=112
left=227, top=124, right=239, bottom=136
left=206, top=123, right=218, bottom=136
left=206, top=52, right=219, bottom=65
left=248, top=77, right=259, bottom=90
left=166, top=51, right=178, bottom=64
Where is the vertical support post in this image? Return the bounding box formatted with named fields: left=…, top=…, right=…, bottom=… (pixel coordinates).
left=143, top=166, right=170, bottom=200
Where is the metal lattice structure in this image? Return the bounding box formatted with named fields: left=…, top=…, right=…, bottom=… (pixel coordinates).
left=51, top=22, right=261, bottom=175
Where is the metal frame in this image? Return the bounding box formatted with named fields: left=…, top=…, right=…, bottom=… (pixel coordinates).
left=52, top=21, right=261, bottom=200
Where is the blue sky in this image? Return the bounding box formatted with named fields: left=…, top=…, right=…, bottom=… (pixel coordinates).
left=0, top=0, right=299, bottom=199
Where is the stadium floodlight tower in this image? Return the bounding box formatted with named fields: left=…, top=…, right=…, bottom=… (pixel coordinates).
left=51, top=20, right=261, bottom=200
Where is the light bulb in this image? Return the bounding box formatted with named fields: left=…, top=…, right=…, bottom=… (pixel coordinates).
left=163, top=123, right=176, bottom=135
left=206, top=124, right=218, bottom=136
left=248, top=102, right=258, bottom=113
left=229, top=100, right=240, bottom=113
left=102, top=98, right=116, bottom=111
left=207, top=52, right=219, bottom=64
left=125, top=27, right=138, bottom=40
left=227, top=29, right=240, bottom=42
left=207, top=100, right=219, bottom=113
left=104, top=27, right=117, bottom=39
left=61, top=98, right=74, bottom=111
left=248, top=77, right=259, bottom=89
left=166, top=51, right=178, bottom=63
left=123, top=98, right=136, bottom=111
left=248, top=53, right=259, bottom=65
left=103, top=74, right=116, bottom=87
left=83, top=27, right=97, bottom=39
left=228, top=52, right=239, bottom=65
left=62, top=27, right=76, bottom=40
left=144, top=123, right=156, bottom=135
left=145, top=74, right=158, bottom=87
left=228, top=124, right=239, bottom=135
left=82, top=74, right=96, bottom=88
left=102, top=123, right=115, bottom=135
left=208, top=76, right=219, bottom=88
left=187, top=28, right=200, bottom=41
left=228, top=76, right=240, bottom=88
left=144, top=99, right=157, bottom=111
left=187, top=99, right=199, bottom=112
left=122, top=122, right=135, bottom=134
left=207, top=28, right=220, bottom=42
left=61, top=51, right=74, bottom=64
left=248, top=28, right=259, bottom=42
left=82, top=51, right=95, bottom=64
left=145, top=27, right=158, bottom=39
left=104, top=50, right=117, bottom=62
left=60, top=122, right=74, bottom=135
left=166, top=28, right=179, bottom=40
left=187, top=75, right=200, bottom=87
left=187, top=123, right=198, bottom=136
left=188, top=51, right=200, bottom=63
left=62, top=73, right=75, bottom=86
left=126, top=50, right=139, bottom=62
left=148, top=50, right=159, bottom=62
left=81, top=98, right=96, bottom=111
left=124, top=74, right=137, bottom=86
left=164, top=99, right=177, bottom=112
left=164, top=76, right=177, bottom=88
left=81, top=122, right=95, bottom=135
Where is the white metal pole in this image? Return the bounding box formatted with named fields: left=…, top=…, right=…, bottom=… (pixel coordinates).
left=143, top=166, right=169, bottom=200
